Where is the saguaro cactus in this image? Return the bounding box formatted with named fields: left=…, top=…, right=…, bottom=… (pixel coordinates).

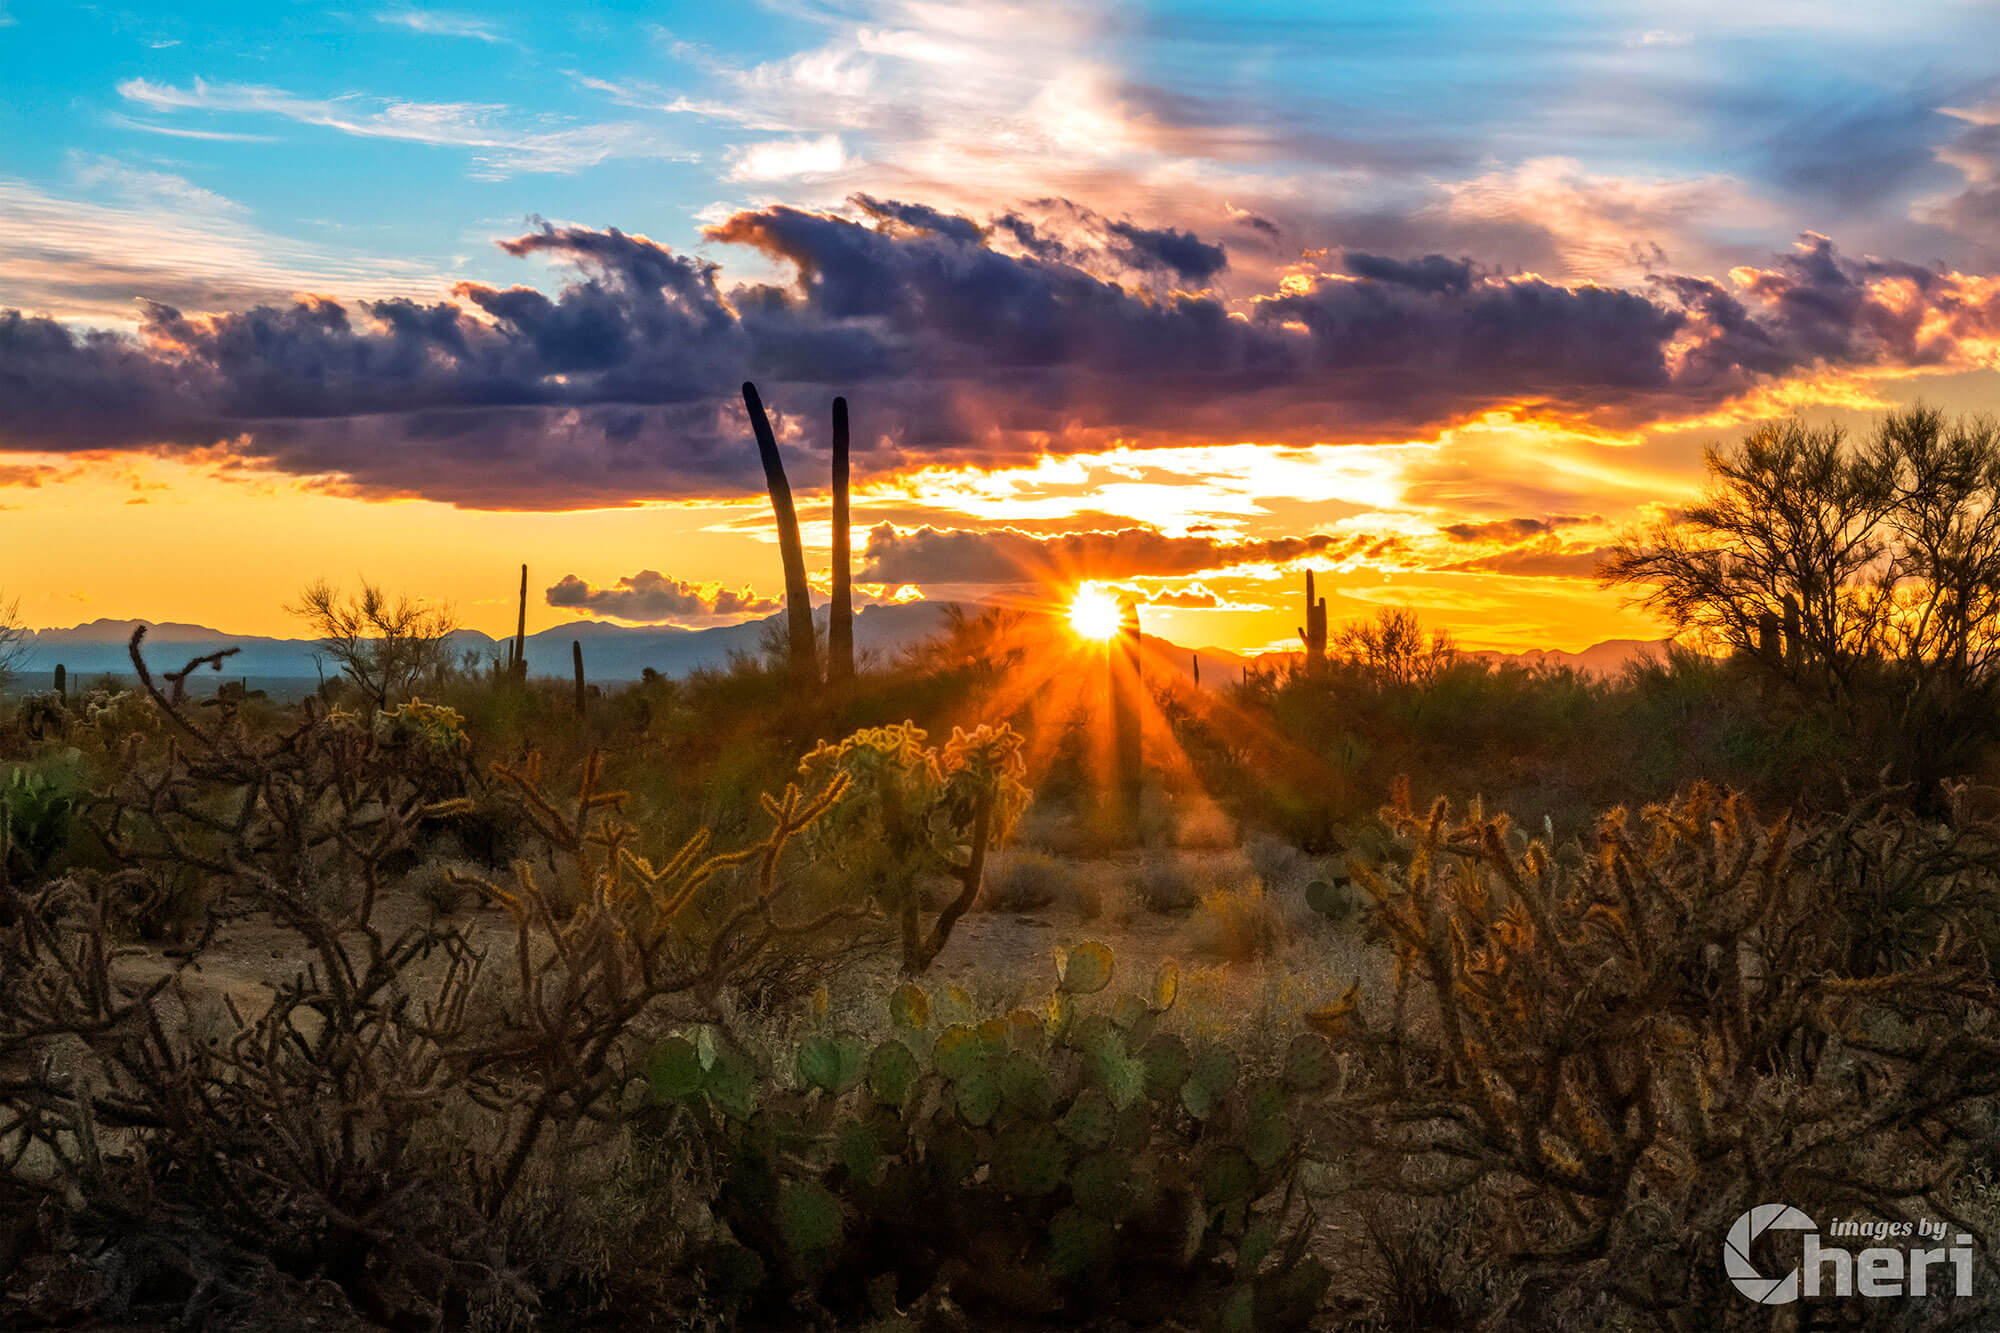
left=828, top=395, right=855, bottom=683
left=52, top=664, right=65, bottom=704
left=743, top=382, right=819, bottom=683
left=572, top=640, right=586, bottom=718
left=511, top=563, right=528, bottom=681
left=1110, top=597, right=1144, bottom=832
left=1298, top=569, right=1327, bottom=666
left=1192, top=652, right=1200, bottom=689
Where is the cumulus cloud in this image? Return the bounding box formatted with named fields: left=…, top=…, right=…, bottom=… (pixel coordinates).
left=545, top=570, right=778, bottom=622
left=4, top=206, right=1999, bottom=509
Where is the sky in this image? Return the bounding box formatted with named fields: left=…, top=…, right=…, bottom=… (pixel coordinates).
left=7, top=1, right=2000, bottom=653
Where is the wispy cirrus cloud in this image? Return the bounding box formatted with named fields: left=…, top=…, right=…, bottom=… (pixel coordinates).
left=0, top=168, right=442, bottom=327
left=116, top=77, right=689, bottom=178
left=375, top=8, right=507, bottom=44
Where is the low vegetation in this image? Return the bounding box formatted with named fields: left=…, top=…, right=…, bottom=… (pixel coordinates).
left=7, top=407, right=2000, bottom=1328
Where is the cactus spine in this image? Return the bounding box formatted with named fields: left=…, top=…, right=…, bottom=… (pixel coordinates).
left=742, top=382, right=819, bottom=684
left=572, top=639, right=586, bottom=718
left=828, top=395, right=854, bottom=683
left=1299, top=569, right=1327, bottom=666
left=1111, top=597, right=1143, bottom=832
left=52, top=664, right=65, bottom=703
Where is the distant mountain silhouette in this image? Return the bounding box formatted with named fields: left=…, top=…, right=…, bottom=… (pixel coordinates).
left=12, top=611, right=1664, bottom=690
left=18, top=603, right=957, bottom=685
left=1470, top=637, right=1674, bottom=678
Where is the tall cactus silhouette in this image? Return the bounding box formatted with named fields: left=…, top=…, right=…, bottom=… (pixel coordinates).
left=572, top=639, right=586, bottom=718
left=743, top=382, right=819, bottom=683
left=52, top=664, right=65, bottom=704
left=511, top=563, right=528, bottom=681
left=1298, top=569, right=1327, bottom=666
left=828, top=395, right=854, bottom=683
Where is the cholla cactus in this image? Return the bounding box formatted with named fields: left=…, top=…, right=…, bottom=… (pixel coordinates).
left=373, top=698, right=469, bottom=754
left=800, top=720, right=1029, bottom=972
left=1316, top=779, right=2000, bottom=1323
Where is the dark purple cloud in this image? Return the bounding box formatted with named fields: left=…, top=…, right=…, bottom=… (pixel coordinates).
left=2, top=203, right=1997, bottom=509
left=1343, top=252, right=1479, bottom=296
left=546, top=570, right=777, bottom=622
left=1106, top=219, right=1228, bottom=283
left=855, top=523, right=1396, bottom=584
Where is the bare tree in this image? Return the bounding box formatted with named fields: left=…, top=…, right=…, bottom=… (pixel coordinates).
left=1334, top=606, right=1456, bottom=686
left=0, top=594, right=26, bottom=687
left=287, top=578, right=456, bottom=707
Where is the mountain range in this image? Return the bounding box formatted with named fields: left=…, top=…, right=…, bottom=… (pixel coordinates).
left=7, top=608, right=1666, bottom=696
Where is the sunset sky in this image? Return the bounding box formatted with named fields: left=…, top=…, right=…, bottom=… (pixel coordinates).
left=8, top=1, right=2000, bottom=654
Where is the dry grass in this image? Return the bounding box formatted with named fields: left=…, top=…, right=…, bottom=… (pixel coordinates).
left=1187, top=878, right=1295, bottom=962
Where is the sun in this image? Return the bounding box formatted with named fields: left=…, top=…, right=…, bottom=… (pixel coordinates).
left=1068, top=584, right=1123, bottom=641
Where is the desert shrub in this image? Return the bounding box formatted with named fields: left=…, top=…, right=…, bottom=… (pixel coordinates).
left=1306, top=779, right=2000, bottom=1327
left=1188, top=882, right=1293, bottom=963
left=1134, top=859, right=1202, bottom=914
left=981, top=849, right=1063, bottom=912
left=1244, top=830, right=1308, bottom=892
left=1012, top=799, right=1126, bottom=858
left=0, top=627, right=872, bottom=1329
left=647, top=944, right=1330, bottom=1329
left=1170, top=796, right=1237, bottom=850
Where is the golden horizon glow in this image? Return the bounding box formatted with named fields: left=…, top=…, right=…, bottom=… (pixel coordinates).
left=1068, top=584, right=1123, bottom=640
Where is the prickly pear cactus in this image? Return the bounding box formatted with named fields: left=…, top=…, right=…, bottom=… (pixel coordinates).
left=648, top=939, right=1329, bottom=1328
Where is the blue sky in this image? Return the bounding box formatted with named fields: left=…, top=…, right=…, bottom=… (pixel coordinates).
left=6, top=2, right=2000, bottom=650
left=10, top=0, right=2000, bottom=315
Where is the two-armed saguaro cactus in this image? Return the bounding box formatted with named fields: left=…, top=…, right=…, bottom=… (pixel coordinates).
left=827, top=395, right=855, bottom=684
left=743, top=382, right=820, bottom=683
left=1298, top=569, right=1327, bottom=666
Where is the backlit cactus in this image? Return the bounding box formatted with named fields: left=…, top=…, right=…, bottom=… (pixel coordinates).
left=828, top=394, right=854, bottom=684
left=742, top=381, right=819, bottom=683
left=1298, top=569, right=1327, bottom=666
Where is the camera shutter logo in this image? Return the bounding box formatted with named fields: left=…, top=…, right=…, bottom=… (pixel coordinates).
left=1725, top=1204, right=1816, bottom=1304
